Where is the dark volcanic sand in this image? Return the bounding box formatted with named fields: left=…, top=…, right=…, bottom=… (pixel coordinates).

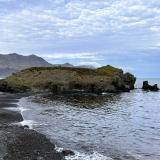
left=0, top=92, right=64, bottom=160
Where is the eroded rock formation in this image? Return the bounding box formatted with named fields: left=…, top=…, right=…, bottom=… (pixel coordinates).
left=142, top=81, right=159, bottom=91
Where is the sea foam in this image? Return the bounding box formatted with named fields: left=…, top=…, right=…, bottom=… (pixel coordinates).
left=65, top=151, right=113, bottom=160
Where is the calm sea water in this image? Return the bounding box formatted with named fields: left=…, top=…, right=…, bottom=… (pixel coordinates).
left=18, top=79, right=160, bottom=160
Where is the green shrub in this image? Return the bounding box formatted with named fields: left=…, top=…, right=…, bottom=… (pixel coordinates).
left=96, top=65, right=123, bottom=75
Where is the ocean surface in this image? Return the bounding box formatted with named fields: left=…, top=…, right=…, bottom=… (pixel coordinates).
left=16, top=79, right=160, bottom=160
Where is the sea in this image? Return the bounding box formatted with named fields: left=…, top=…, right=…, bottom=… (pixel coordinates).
left=15, top=79, right=160, bottom=160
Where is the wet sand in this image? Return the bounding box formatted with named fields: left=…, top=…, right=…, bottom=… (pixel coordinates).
left=0, top=92, right=64, bottom=160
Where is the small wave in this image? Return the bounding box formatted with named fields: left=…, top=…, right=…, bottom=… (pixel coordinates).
left=20, top=120, right=37, bottom=129
left=3, top=106, right=29, bottom=113
left=55, top=146, right=64, bottom=152
left=65, top=151, right=113, bottom=160
left=55, top=145, right=113, bottom=160
left=102, top=92, right=111, bottom=95
left=3, top=107, right=20, bottom=112
left=18, top=107, right=29, bottom=112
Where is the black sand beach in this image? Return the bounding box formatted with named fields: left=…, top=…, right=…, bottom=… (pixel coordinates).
left=0, top=92, right=64, bottom=160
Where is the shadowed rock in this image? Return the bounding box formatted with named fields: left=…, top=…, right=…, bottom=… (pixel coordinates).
left=61, top=149, right=75, bottom=156
left=142, top=81, right=159, bottom=91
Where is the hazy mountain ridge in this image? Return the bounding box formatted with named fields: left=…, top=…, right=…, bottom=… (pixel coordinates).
left=0, top=53, right=52, bottom=69
left=53, top=63, right=94, bottom=69
left=0, top=53, right=52, bottom=77
left=0, top=53, right=95, bottom=77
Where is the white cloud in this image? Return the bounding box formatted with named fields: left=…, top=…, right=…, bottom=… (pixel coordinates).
left=77, top=61, right=101, bottom=68
left=117, top=66, right=135, bottom=73
left=0, top=0, right=159, bottom=77
left=0, top=0, right=160, bottom=41
left=150, top=26, right=160, bottom=33
left=40, top=52, right=101, bottom=60
left=0, top=0, right=159, bottom=57
left=151, top=43, right=160, bottom=49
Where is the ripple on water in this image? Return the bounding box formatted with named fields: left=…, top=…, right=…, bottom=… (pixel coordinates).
left=17, top=84, right=160, bottom=160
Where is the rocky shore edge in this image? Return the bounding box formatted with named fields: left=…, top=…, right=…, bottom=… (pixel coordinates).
left=0, top=93, right=73, bottom=160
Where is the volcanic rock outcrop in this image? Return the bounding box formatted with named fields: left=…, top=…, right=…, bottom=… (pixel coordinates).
left=142, top=81, right=159, bottom=91
left=0, top=65, right=136, bottom=94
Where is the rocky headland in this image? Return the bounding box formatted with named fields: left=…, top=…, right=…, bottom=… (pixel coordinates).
left=0, top=65, right=136, bottom=94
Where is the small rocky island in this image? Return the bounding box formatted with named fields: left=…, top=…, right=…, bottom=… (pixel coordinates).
left=0, top=65, right=136, bottom=94
left=142, top=81, right=159, bottom=91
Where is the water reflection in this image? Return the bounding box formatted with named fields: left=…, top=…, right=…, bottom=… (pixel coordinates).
left=42, top=93, right=122, bottom=109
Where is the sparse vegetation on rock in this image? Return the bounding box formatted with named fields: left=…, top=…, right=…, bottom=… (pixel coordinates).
left=0, top=65, right=136, bottom=93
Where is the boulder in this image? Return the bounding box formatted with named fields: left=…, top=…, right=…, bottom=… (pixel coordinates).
left=123, top=72, right=136, bottom=90
left=142, top=81, right=159, bottom=91
left=112, top=73, right=136, bottom=92
left=61, top=149, right=75, bottom=156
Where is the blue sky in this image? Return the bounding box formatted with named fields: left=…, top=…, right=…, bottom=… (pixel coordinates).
left=0, top=0, right=160, bottom=77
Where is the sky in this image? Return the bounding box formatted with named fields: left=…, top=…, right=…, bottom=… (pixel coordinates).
left=0, top=0, right=160, bottom=78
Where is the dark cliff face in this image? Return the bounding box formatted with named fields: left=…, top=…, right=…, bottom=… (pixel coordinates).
left=0, top=65, right=136, bottom=94
left=112, top=72, right=136, bottom=92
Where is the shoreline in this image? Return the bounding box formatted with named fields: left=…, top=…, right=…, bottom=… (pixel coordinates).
left=0, top=92, right=65, bottom=160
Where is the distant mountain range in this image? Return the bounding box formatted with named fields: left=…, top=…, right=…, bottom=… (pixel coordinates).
left=0, top=53, right=94, bottom=78
left=0, top=53, right=52, bottom=77
left=53, top=63, right=95, bottom=69
left=0, top=53, right=52, bottom=69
